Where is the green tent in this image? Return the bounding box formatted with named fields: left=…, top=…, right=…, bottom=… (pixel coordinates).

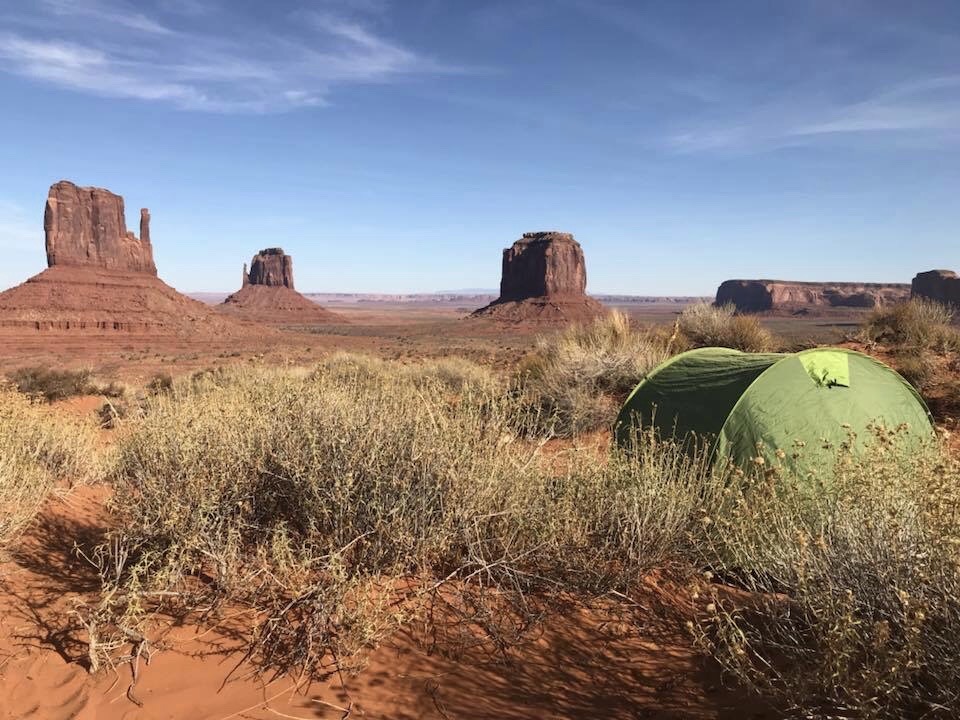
left=614, top=347, right=933, bottom=476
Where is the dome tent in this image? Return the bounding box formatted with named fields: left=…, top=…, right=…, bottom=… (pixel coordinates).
left=614, top=347, right=933, bottom=476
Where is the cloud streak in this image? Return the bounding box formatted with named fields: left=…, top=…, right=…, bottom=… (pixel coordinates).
left=0, top=0, right=454, bottom=112
left=666, top=76, right=960, bottom=153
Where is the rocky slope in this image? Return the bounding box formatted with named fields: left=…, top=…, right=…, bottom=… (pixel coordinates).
left=0, top=180, right=254, bottom=336
left=219, top=247, right=342, bottom=324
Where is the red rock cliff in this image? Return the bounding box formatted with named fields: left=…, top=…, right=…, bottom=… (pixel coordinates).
left=911, top=270, right=960, bottom=306
left=44, top=180, right=156, bottom=275
left=498, top=232, right=587, bottom=301
left=245, top=248, right=295, bottom=290
left=716, top=279, right=910, bottom=312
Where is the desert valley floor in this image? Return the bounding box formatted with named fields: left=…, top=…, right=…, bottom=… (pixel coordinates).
left=0, top=299, right=883, bottom=720
left=0, top=299, right=858, bottom=381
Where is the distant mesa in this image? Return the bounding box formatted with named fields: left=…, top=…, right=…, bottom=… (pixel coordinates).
left=219, top=247, right=343, bottom=325
left=0, top=180, right=252, bottom=335
left=471, top=231, right=607, bottom=322
left=911, top=269, right=960, bottom=307
left=715, top=279, right=910, bottom=314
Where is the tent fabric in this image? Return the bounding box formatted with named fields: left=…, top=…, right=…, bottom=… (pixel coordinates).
left=615, top=347, right=933, bottom=476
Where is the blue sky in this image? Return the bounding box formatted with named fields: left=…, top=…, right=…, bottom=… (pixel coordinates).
left=0, top=0, right=958, bottom=295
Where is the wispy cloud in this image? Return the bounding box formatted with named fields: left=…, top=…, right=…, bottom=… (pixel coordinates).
left=666, top=76, right=960, bottom=153
left=0, top=0, right=455, bottom=113
left=563, top=2, right=960, bottom=154
left=39, top=0, right=174, bottom=35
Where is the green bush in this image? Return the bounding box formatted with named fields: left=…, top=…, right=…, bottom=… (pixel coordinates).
left=7, top=366, right=128, bottom=402
left=8, top=366, right=95, bottom=401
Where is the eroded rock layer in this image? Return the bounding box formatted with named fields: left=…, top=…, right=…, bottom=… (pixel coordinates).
left=44, top=180, right=157, bottom=275
left=245, top=248, right=295, bottom=289
left=716, top=279, right=910, bottom=313
left=0, top=266, right=250, bottom=335
left=911, top=270, right=960, bottom=306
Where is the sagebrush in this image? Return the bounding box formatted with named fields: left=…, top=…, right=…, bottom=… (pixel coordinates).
left=0, top=385, right=100, bottom=547
left=514, top=311, right=671, bottom=435
left=91, top=359, right=715, bottom=678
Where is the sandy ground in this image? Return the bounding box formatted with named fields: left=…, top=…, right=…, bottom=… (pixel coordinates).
left=0, top=486, right=774, bottom=720
left=0, top=304, right=875, bottom=719
left=0, top=301, right=862, bottom=383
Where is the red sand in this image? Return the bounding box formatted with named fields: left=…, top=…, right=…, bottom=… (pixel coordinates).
left=0, top=486, right=772, bottom=720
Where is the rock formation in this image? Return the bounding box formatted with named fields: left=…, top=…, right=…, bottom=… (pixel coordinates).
left=0, top=180, right=252, bottom=336
left=219, top=248, right=343, bottom=325
left=244, top=247, right=296, bottom=289
left=911, top=270, right=960, bottom=307
left=472, top=232, right=606, bottom=322
left=44, top=180, right=157, bottom=275
left=715, top=279, right=911, bottom=313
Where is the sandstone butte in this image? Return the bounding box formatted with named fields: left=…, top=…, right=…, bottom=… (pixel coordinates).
left=471, top=231, right=607, bottom=322
left=715, top=279, right=911, bottom=313
left=911, top=269, right=960, bottom=307
left=0, top=180, right=257, bottom=335
left=218, top=248, right=343, bottom=325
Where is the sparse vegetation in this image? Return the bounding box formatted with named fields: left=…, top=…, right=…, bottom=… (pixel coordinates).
left=695, top=427, right=960, bottom=719
left=860, top=298, right=960, bottom=352
left=7, top=365, right=128, bottom=402
left=676, top=302, right=777, bottom=352
left=0, top=384, right=100, bottom=547
left=87, top=361, right=717, bottom=679
left=2, top=332, right=955, bottom=719
left=513, top=311, right=671, bottom=435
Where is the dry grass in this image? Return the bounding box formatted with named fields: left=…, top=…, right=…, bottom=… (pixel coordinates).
left=676, top=303, right=777, bottom=352
left=514, top=311, right=671, bottom=435
left=87, top=360, right=717, bottom=678
left=15, top=343, right=952, bottom=719
left=860, top=298, right=959, bottom=353
left=0, top=384, right=100, bottom=547
left=696, top=427, right=960, bottom=719
left=7, top=365, right=129, bottom=403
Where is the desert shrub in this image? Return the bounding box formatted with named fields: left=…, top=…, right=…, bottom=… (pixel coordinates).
left=513, top=311, right=671, bottom=435
left=0, top=385, right=100, bottom=547
left=313, top=353, right=500, bottom=394
left=695, top=428, right=960, bottom=719
left=7, top=366, right=128, bottom=402
left=91, top=362, right=718, bottom=678
left=97, top=397, right=142, bottom=429
left=676, top=303, right=776, bottom=352
left=402, top=356, right=500, bottom=393
left=893, top=350, right=935, bottom=390
left=145, top=373, right=173, bottom=395
left=860, top=298, right=959, bottom=352
left=9, top=366, right=95, bottom=401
